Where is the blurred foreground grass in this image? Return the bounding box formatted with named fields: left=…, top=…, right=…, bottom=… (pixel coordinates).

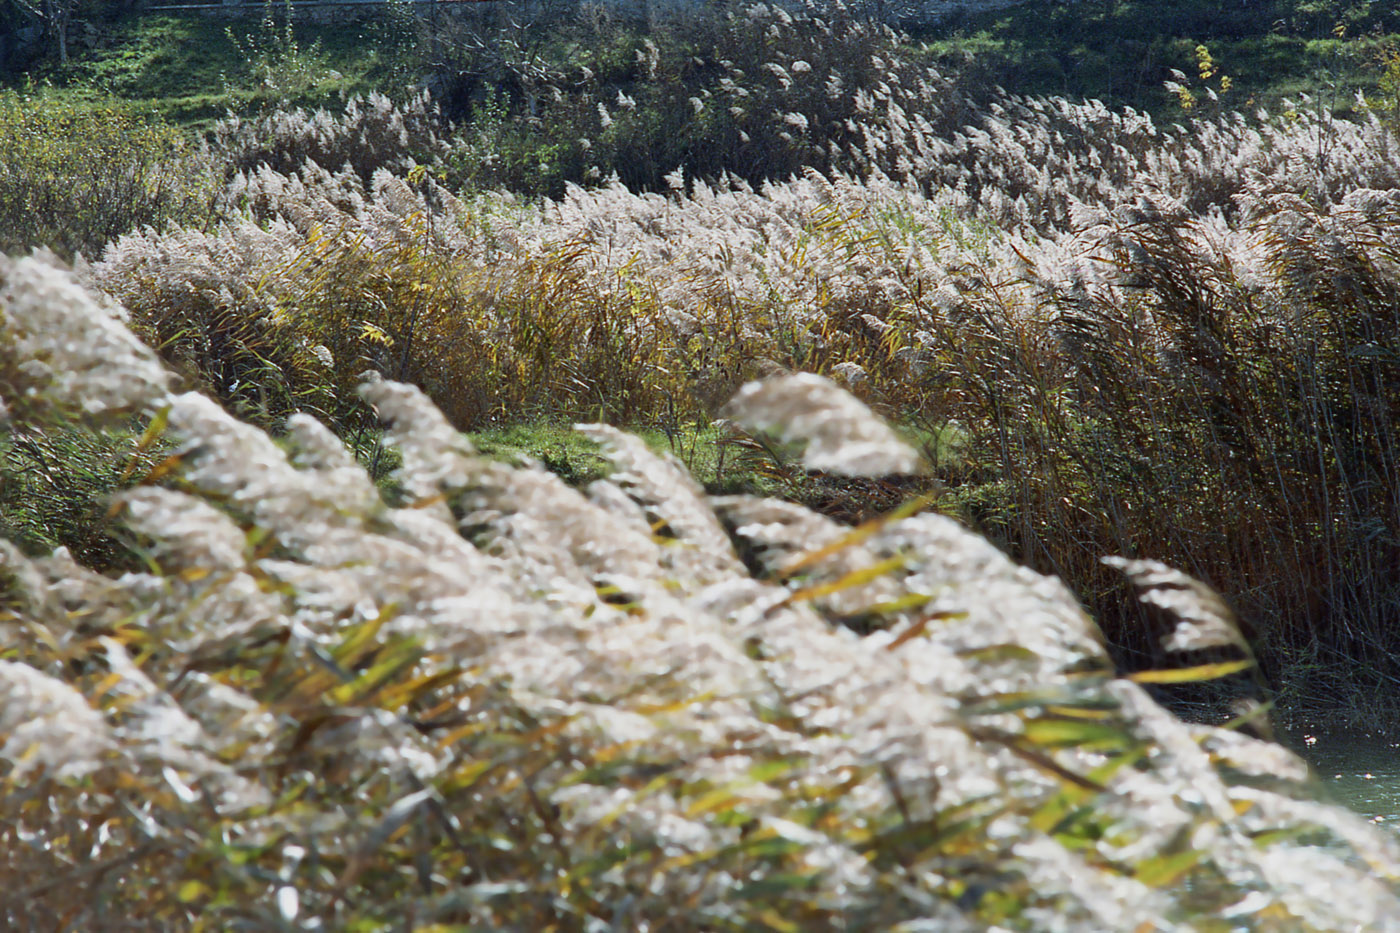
left=4, top=252, right=1400, bottom=930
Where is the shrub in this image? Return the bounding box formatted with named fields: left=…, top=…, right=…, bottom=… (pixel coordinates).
left=0, top=91, right=216, bottom=259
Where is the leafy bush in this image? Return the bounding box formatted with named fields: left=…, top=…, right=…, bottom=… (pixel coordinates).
left=0, top=91, right=216, bottom=259
left=5, top=252, right=1400, bottom=930
left=1367, top=33, right=1400, bottom=132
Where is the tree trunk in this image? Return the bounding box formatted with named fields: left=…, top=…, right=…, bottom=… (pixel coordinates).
left=41, top=0, right=70, bottom=65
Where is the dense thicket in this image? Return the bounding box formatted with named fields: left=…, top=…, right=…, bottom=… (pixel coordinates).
left=6, top=2, right=1400, bottom=927
left=40, top=0, right=1391, bottom=712
left=5, top=249, right=1400, bottom=930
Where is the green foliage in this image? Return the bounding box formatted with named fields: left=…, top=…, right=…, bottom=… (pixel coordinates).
left=1365, top=33, right=1400, bottom=131
left=0, top=420, right=158, bottom=571
left=9, top=10, right=414, bottom=127
left=467, top=419, right=941, bottom=524
left=224, top=0, right=335, bottom=109
left=1166, top=43, right=1235, bottom=114
left=0, top=90, right=215, bottom=258
left=10, top=0, right=1400, bottom=155
left=920, top=0, right=1400, bottom=116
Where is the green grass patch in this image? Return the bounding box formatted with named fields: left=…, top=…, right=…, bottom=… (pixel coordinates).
left=469, top=420, right=781, bottom=495
left=0, top=422, right=160, bottom=571
left=469, top=418, right=956, bottom=530
left=9, top=10, right=416, bottom=128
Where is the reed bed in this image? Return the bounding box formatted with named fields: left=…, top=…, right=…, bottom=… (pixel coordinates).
left=84, top=23, right=1400, bottom=704
left=4, top=250, right=1400, bottom=929
left=4, top=16, right=1400, bottom=930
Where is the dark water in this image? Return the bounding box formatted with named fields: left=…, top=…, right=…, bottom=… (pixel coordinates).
left=1288, top=729, right=1400, bottom=826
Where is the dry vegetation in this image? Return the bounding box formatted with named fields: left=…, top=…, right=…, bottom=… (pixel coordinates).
left=82, top=12, right=1400, bottom=708
left=4, top=0, right=1400, bottom=926
left=6, top=249, right=1400, bottom=930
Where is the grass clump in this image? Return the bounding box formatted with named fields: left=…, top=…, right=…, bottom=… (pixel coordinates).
left=98, top=170, right=700, bottom=433
left=80, top=61, right=1400, bottom=719
left=0, top=421, right=161, bottom=572
left=937, top=197, right=1400, bottom=709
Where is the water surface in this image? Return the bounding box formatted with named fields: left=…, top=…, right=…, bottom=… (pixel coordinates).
left=1288, top=729, right=1400, bottom=826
